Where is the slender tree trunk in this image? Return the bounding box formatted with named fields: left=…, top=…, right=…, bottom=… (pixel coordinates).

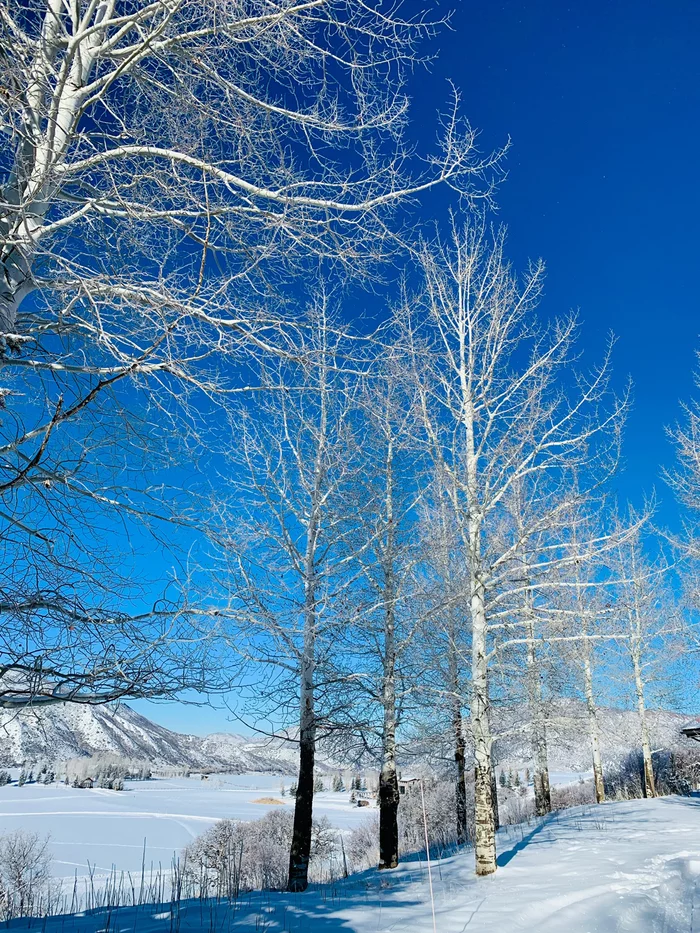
left=378, top=694, right=400, bottom=869
left=471, top=579, right=496, bottom=875
left=378, top=436, right=400, bottom=870
left=490, top=758, right=500, bottom=831
left=526, top=619, right=552, bottom=816
left=288, top=568, right=318, bottom=891
left=583, top=649, right=605, bottom=804
left=449, top=637, right=468, bottom=844
left=446, top=611, right=468, bottom=845
left=633, top=653, right=656, bottom=798
left=378, top=587, right=399, bottom=869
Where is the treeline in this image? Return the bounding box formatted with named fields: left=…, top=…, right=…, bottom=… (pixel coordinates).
left=208, top=221, right=700, bottom=890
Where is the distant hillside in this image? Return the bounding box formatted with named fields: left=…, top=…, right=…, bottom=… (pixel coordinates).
left=0, top=703, right=306, bottom=772
left=1, top=698, right=695, bottom=775
left=491, top=700, right=693, bottom=772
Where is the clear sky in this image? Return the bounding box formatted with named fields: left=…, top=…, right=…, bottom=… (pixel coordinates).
left=133, top=0, right=700, bottom=736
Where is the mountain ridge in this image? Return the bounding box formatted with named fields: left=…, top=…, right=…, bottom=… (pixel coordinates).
left=0, top=699, right=695, bottom=774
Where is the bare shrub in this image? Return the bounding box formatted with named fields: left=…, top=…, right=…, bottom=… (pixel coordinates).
left=347, top=780, right=470, bottom=871
left=499, top=792, right=537, bottom=826
left=183, top=809, right=338, bottom=894
left=399, top=780, right=467, bottom=854
left=0, top=830, right=51, bottom=919
left=552, top=780, right=597, bottom=809
left=604, top=749, right=696, bottom=801
left=347, top=815, right=380, bottom=872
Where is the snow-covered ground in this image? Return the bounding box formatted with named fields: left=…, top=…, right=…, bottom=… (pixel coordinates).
left=15, top=795, right=700, bottom=932
left=0, top=773, right=370, bottom=883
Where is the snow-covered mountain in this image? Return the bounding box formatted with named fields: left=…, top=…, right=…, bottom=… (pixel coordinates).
left=0, top=703, right=304, bottom=772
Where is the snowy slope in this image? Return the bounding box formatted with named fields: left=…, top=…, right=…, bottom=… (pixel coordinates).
left=19, top=795, right=700, bottom=932
left=0, top=704, right=301, bottom=772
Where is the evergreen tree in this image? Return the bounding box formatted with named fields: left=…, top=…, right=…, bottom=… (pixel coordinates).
left=17, top=770, right=26, bottom=787
left=289, top=782, right=298, bottom=798
left=499, top=770, right=507, bottom=788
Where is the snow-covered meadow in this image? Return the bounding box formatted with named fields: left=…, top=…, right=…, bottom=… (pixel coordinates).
left=11, top=794, right=700, bottom=933
left=0, top=774, right=370, bottom=885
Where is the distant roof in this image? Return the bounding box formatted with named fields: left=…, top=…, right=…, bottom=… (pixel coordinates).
left=681, top=722, right=700, bottom=741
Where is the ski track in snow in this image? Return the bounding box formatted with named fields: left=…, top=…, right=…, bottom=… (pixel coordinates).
left=0, top=774, right=373, bottom=884
left=11, top=794, right=700, bottom=932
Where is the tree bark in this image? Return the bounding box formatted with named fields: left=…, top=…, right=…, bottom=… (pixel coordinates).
left=288, top=556, right=318, bottom=891
left=378, top=584, right=399, bottom=869
left=471, top=580, right=496, bottom=875
left=583, top=650, right=605, bottom=804
left=378, top=740, right=400, bottom=869
left=526, top=619, right=552, bottom=816
left=288, top=698, right=315, bottom=891
left=633, top=654, right=656, bottom=798
left=490, top=758, right=500, bottom=832
left=378, top=436, right=400, bottom=870
left=451, top=686, right=468, bottom=845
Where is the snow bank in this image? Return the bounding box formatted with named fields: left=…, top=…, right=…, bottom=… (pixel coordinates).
left=9, top=795, right=700, bottom=931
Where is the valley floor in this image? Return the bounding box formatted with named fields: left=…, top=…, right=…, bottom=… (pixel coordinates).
left=0, top=773, right=369, bottom=882
left=9, top=795, right=700, bottom=932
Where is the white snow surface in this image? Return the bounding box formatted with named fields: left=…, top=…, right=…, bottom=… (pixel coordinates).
left=17, top=794, right=700, bottom=932
left=0, top=774, right=371, bottom=883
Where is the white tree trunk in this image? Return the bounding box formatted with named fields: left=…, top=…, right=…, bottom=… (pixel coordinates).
left=632, top=653, right=656, bottom=798
left=526, top=618, right=552, bottom=816
left=471, top=579, right=496, bottom=875
left=583, top=648, right=605, bottom=803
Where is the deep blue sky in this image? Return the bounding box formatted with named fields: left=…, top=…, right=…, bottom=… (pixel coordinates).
left=133, top=0, right=700, bottom=735
left=431, top=0, right=700, bottom=523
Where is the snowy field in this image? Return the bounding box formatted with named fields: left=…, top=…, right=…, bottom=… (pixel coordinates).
left=13, top=795, right=700, bottom=933
left=0, top=773, right=370, bottom=883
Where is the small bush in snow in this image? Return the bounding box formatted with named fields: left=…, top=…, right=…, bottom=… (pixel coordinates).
left=346, top=814, right=379, bottom=871
left=346, top=779, right=472, bottom=872
left=552, top=780, right=596, bottom=809
left=0, top=830, right=51, bottom=919
left=183, top=809, right=339, bottom=895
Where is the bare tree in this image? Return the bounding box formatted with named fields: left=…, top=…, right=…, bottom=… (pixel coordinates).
left=609, top=520, right=679, bottom=799
left=0, top=0, right=502, bottom=713
left=214, top=298, right=363, bottom=892
left=1, top=0, right=502, bottom=343
left=337, top=356, right=427, bottom=871
left=415, top=480, right=472, bottom=845
left=399, top=217, right=625, bottom=875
